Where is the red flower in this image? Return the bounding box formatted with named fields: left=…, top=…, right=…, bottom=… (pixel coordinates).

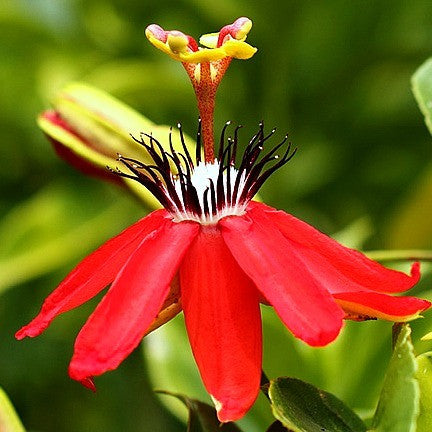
left=16, top=123, right=430, bottom=422
left=17, top=18, right=432, bottom=423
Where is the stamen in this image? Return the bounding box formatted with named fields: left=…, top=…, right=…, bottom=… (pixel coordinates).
left=217, top=121, right=231, bottom=161
left=108, top=121, right=296, bottom=225
left=177, top=123, right=194, bottom=168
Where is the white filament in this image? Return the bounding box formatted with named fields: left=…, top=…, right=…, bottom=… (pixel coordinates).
left=171, top=161, right=248, bottom=225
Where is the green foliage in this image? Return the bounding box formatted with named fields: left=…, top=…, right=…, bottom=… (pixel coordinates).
left=265, top=325, right=432, bottom=432
left=371, top=324, right=419, bottom=432
left=415, top=352, right=432, bottom=431
left=268, top=377, right=366, bottom=432
left=0, top=387, right=25, bottom=432
left=412, top=58, right=432, bottom=136
left=0, top=182, right=142, bottom=293
left=144, top=315, right=209, bottom=415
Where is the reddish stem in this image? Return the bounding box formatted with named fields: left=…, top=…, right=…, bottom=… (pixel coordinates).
left=182, top=58, right=232, bottom=163
left=194, top=62, right=215, bottom=162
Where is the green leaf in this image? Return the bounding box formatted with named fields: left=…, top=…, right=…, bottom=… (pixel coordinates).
left=415, top=351, right=432, bottom=432
left=268, top=377, right=367, bottom=432
left=412, top=58, right=432, bottom=136
left=157, top=391, right=242, bottom=432
left=261, top=293, right=393, bottom=414
left=370, top=324, right=419, bottom=432
left=0, top=387, right=26, bottom=432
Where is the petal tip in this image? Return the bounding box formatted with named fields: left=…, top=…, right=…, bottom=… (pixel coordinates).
left=298, top=310, right=344, bottom=347
left=39, top=109, right=59, bottom=124
left=304, top=324, right=343, bottom=347
left=419, top=299, right=432, bottom=314
left=15, top=329, right=27, bottom=340
left=81, top=377, right=97, bottom=392
left=145, top=24, right=166, bottom=42
left=334, top=291, right=431, bottom=322
left=411, top=261, right=421, bottom=281
left=15, top=321, right=45, bottom=340
left=69, top=366, right=96, bottom=392
left=211, top=395, right=250, bottom=423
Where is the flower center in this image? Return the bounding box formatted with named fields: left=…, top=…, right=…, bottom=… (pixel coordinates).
left=109, top=121, right=296, bottom=226
left=172, top=161, right=247, bottom=224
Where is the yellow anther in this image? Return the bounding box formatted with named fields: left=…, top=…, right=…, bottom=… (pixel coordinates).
left=144, top=18, right=257, bottom=162
left=145, top=18, right=257, bottom=64
left=235, top=19, right=252, bottom=40
left=221, top=39, right=256, bottom=60
left=167, top=33, right=189, bottom=54
left=199, top=33, right=218, bottom=49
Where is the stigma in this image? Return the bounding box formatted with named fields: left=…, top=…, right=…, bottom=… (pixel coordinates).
left=109, top=121, right=296, bottom=226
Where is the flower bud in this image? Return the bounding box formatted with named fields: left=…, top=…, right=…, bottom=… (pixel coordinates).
left=38, top=82, right=194, bottom=207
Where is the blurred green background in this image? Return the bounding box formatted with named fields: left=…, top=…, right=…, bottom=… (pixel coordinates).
left=2, top=0, right=432, bottom=431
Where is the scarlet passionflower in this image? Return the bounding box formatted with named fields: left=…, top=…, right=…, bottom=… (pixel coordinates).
left=17, top=18, right=430, bottom=422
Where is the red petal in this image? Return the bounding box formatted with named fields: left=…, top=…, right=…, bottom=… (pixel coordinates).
left=220, top=208, right=344, bottom=347
left=16, top=210, right=168, bottom=340
left=334, top=291, right=431, bottom=321
left=180, top=227, right=262, bottom=422
left=251, top=202, right=420, bottom=294
left=69, top=219, right=199, bottom=381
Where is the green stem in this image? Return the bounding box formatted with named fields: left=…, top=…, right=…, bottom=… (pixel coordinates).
left=364, top=249, right=432, bottom=262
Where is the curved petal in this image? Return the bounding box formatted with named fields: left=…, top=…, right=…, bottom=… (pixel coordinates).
left=251, top=202, right=420, bottom=294
left=220, top=209, right=344, bottom=347
left=68, top=219, right=199, bottom=382
left=180, top=227, right=262, bottom=422
left=333, top=291, right=431, bottom=322
left=16, top=210, right=168, bottom=339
